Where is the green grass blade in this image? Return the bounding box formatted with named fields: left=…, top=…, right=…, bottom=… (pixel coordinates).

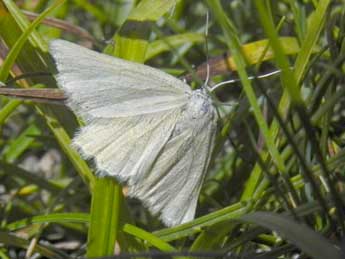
left=34, top=106, right=95, bottom=189
left=254, top=1, right=302, bottom=105
left=154, top=202, right=250, bottom=241
left=0, top=1, right=96, bottom=189
left=6, top=213, right=89, bottom=231
left=240, top=1, right=329, bottom=201
left=241, top=212, right=343, bottom=259
left=87, top=178, right=122, bottom=257
left=2, top=123, right=41, bottom=162
left=0, top=231, right=68, bottom=259
left=0, top=0, right=65, bottom=82
left=72, top=0, right=107, bottom=24
left=0, top=160, right=63, bottom=194
left=294, top=0, right=331, bottom=83
left=145, top=32, right=204, bottom=60
left=0, top=99, right=21, bottom=124
left=2, top=0, right=48, bottom=51
left=86, top=0, right=180, bottom=256
left=123, top=224, right=176, bottom=251
left=111, top=0, right=181, bottom=61
left=207, top=0, right=286, bottom=173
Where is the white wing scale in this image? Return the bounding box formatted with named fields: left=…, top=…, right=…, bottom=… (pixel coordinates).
left=49, top=40, right=217, bottom=226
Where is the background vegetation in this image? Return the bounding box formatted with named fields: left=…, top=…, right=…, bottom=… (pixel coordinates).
left=0, top=0, right=344, bottom=258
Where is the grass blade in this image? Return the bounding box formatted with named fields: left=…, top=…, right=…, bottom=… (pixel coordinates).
left=241, top=211, right=343, bottom=259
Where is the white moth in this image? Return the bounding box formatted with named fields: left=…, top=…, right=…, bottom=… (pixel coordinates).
left=49, top=39, right=217, bottom=226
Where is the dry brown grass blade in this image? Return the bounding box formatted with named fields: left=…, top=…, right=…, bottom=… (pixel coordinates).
left=23, top=10, right=98, bottom=45
left=0, top=87, right=66, bottom=103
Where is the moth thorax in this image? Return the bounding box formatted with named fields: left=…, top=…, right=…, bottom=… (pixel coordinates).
left=186, top=89, right=214, bottom=119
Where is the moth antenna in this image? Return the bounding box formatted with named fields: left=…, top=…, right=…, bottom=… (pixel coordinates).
left=203, top=11, right=210, bottom=89
left=215, top=99, right=238, bottom=107
left=169, top=0, right=177, bottom=18
left=210, top=69, right=284, bottom=92
left=205, top=11, right=210, bottom=81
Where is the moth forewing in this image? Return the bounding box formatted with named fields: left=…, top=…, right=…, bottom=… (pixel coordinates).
left=49, top=40, right=218, bottom=226
left=49, top=40, right=191, bottom=119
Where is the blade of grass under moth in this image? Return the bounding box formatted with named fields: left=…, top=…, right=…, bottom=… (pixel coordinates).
left=87, top=178, right=122, bottom=257
left=86, top=0, right=181, bottom=256
left=123, top=224, right=176, bottom=251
